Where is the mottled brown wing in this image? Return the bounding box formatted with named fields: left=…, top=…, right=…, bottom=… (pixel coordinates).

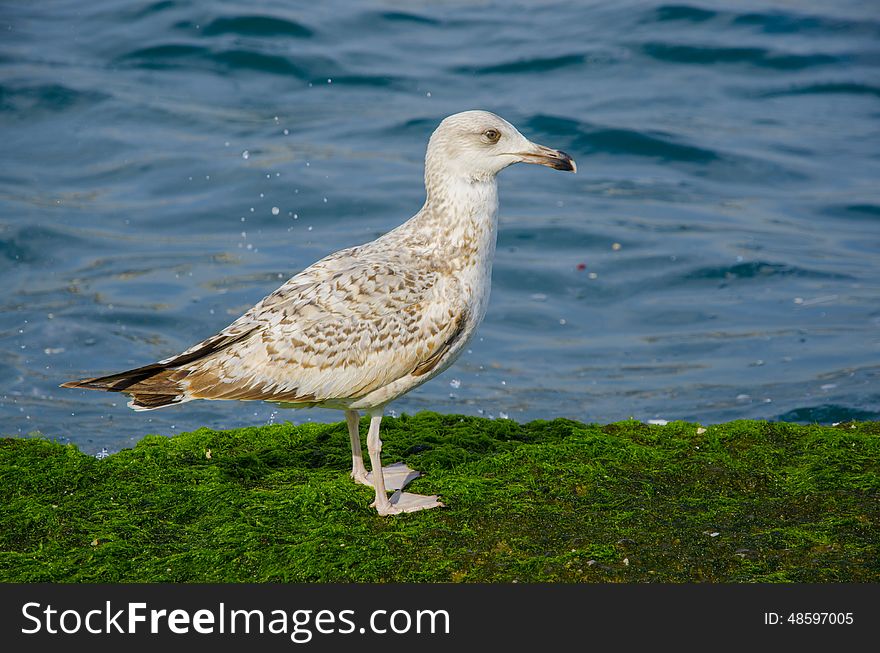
left=177, top=249, right=466, bottom=404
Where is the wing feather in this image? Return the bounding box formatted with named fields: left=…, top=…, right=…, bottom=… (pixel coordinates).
left=177, top=248, right=466, bottom=404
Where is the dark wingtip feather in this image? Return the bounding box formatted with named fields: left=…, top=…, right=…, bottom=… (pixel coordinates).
left=60, top=378, right=102, bottom=389
left=60, top=327, right=256, bottom=396
left=59, top=363, right=169, bottom=393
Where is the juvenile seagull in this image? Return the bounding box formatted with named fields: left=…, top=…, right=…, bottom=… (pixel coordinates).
left=62, top=110, right=576, bottom=515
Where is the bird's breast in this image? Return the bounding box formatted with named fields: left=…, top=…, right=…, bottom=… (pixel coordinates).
left=427, top=212, right=497, bottom=320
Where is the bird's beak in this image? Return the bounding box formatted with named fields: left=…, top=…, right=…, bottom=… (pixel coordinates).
left=515, top=143, right=577, bottom=173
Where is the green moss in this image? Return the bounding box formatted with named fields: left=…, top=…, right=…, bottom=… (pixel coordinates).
left=1, top=413, right=877, bottom=582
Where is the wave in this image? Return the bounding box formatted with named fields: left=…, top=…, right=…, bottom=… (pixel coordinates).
left=730, top=10, right=880, bottom=36
left=0, top=225, right=86, bottom=268
left=118, top=44, right=312, bottom=78
left=648, top=4, right=880, bottom=36
left=524, top=113, right=805, bottom=183
left=682, top=261, right=853, bottom=283
left=497, top=225, right=613, bottom=252
left=756, top=82, right=880, bottom=98
left=776, top=404, right=880, bottom=423
left=212, top=49, right=310, bottom=76
left=650, top=5, right=717, bottom=23
left=455, top=54, right=586, bottom=75
left=0, top=234, right=33, bottom=267
left=641, top=43, right=840, bottom=70
left=0, top=83, right=107, bottom=115
left=201, top=15, right=313, bottom=38
left=116, top=43, right=409, bottom=88
left=526, top=114, right=718, bottom=163
left=377, top=11, right=441, bottom=26
left=130, top=1, right=179, bottom=19
left=823, top=204, right=880, bottom=220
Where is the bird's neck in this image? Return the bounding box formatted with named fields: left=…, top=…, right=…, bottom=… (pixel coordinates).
left=411, top=175, right=499, bottom=252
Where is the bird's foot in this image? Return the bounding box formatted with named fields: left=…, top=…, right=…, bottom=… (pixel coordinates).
left=351, top=468, right=371, bottom=486
left=355, top=462, right=421, bottom=491
left=372, top=490, right=444, bottom=516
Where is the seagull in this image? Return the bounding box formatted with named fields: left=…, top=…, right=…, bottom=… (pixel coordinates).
left=62, top=110, right=576, bottom=515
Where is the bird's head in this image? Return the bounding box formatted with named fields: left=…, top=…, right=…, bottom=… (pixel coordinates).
left=425, top=110, right=576, bottom=183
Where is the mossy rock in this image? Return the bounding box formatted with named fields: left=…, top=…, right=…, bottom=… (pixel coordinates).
left=1, top=413, right=877, bottom=582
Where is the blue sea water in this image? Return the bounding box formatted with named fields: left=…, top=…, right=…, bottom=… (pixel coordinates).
left=1, top=0, right=878, bottom=453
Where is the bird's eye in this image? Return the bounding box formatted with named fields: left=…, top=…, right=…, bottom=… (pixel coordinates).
left=483, top=129, right=500, bottom=142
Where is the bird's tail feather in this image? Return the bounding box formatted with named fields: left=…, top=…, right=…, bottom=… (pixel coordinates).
left=61, top=324, right=258, bottom=410
left=61, top=363, right=189, bottom=410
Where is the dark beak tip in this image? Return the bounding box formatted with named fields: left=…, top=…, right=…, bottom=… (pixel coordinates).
left=555, top=151, right=577, bottom=173
left=521, top=146, right=577, bottom=172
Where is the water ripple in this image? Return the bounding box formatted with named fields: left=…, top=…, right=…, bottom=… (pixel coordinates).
left=455, top=54, right=587, bottom=75
left=731, top=10, right=880, bottom=36
left=130, top=1, right=179, bottom=19
left=681, top=261, right=854, bottom=283
left=640, top=43, right=841, bottom=70
left=648, top=4, right=880, bottom=37
left=777, top=405, right=880, bottom=422
left=650, top=5, right=718, bottom=23
left=756, top=82, right=880, bottom=98
left=0, top=83, right=108, bottom=115
left=201, top=15, right=314, bottom=39
left=0, top=225, right=87, bottom=268
left=527, top=114, right=718, bottom=162
left=118, top=44, right=314, bottom=78
left=377, top=11, right=441, bottom=26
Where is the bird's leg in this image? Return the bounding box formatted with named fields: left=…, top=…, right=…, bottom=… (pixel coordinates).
left=366, top=411, right=393, bottom=514
left=366, top=409, right=444, bottom=516
left=345, top=410, right=371, bottom=485
left=348, top=409, right=420, bottom=490
left=349, top=410, right=412, bottom=496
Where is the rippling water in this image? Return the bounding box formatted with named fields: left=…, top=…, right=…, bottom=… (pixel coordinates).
left=2, top=0, right=879, bottom=453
